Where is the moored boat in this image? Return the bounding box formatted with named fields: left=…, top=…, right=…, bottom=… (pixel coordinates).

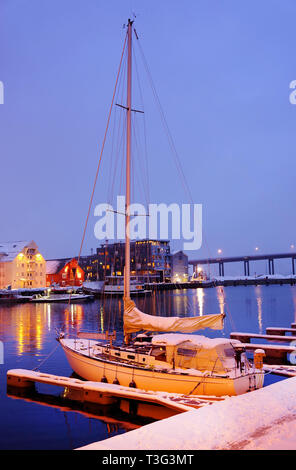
left=31, top=293, right=94, bottom=303
left=59, top=19, right=265, bottom=397
left=103, top=276, right=151, bottom=296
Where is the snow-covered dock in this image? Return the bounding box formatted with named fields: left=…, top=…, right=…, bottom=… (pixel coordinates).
left=231, top=331, right=296, bottom=343
left=78, top=376, right=296, bottom=450
left=230, top=329, right=296, bottom=364
left=6, top=369, right=223, bottom=413
left=264, top=364, right=296, bottom=377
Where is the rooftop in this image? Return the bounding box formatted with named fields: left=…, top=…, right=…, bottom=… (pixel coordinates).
left=0, top=240, right=35, bottom=262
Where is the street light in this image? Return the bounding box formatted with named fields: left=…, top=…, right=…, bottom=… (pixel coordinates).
left=255, top=247, right=259, bottom=252
left=217, top=249, right=222, bottom=255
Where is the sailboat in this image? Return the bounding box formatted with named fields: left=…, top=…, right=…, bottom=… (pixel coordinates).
left=59, top=19, right=265, bottom=396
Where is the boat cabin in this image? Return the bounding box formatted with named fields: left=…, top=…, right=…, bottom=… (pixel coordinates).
left=99, top=332, right=247, bottom=376
left=132, top=333, right=247, bottom=375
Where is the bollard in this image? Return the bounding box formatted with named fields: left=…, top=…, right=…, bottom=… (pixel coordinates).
left=254, top=349, right=265, bottom=369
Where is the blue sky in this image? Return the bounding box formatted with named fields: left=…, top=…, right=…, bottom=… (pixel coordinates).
left=1, top=0, right=296, bottom=265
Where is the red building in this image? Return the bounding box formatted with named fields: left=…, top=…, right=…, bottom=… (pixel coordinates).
left=46, top=258, right=85, bottom=287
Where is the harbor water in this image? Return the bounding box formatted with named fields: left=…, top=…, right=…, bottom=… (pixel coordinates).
left=0, top=284, right=294, bottom=450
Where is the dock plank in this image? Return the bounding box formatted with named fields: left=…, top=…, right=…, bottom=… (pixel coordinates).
left=230, top=332, right=296, bottom=343
left=266, top=327, right=296, bottom=336
left=6, top=369, right=222, bottom=413
left=232, top=342, right=296, bottom=365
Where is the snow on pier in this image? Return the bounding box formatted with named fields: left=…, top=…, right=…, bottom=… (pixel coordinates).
left=6, top=369, right=222, bottom=413
left=78, top=376, right=296, bottom=450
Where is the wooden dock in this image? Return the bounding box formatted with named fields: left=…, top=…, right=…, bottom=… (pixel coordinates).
left=230, top=323, right=296, bottom=364
left=6, top=369, right=224, bottom=414
left=266, top=326, right=296, bottom=335
left=230, top=332, right=296, bottom=343
left=263, top=364, right=296, bottom=377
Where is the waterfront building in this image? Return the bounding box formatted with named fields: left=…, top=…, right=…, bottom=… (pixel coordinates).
left=46, top=258, right=85, bottom=287
left=0, top=240, right=46, bottom=289
left=171, top=250, right=189, bottom=282
left=79, top=239, right=171, bottom=282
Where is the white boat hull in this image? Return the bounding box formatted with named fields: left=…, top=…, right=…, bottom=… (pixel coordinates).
left=60, top=339, right=264, bottom=397
left=31, top=294, right=94, bottom=303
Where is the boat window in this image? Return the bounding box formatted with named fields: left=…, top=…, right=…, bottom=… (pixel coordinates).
left=151, top=347, right=166, bottom=361
left=127, top=354, right=135, bottom=360
left=223, top=348, right=235, bottom=357
left=177, top=348, right=196, bottom=357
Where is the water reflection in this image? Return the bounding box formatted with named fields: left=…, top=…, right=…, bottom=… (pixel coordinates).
left=254, top=286, right=263, bottom=334
left=216, top=287, right=225, bottom=315
left=0, top=302, right=87, bottom=356
left=0, top=304, right=47, bottom=356
left=64, top=304, right=84, bottom=334
left=47, top=304, right=51, bottom=330
left=196, top=288, right=204, bottom=316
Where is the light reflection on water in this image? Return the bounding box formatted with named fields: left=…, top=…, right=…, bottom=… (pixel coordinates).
left=0, top=284, right=295, bottom=449
left=196, top=288, right=204, bottom=316
left=254, top=286, right=263, bottom=334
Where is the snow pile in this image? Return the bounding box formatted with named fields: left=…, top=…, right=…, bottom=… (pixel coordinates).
left=78, top=376, right=296, bottom=450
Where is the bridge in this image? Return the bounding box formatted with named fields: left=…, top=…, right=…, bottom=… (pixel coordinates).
left=189, top=252, right=296, bottom=277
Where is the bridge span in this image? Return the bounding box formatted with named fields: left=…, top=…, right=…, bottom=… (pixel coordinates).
left=189, top=253, right=296, bottom=277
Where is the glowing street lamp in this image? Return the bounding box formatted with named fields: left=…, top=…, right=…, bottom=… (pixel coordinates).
left=291, top=244, right=295, bottom=250
left=255, top=247, right=259, bottom=252
left=217, top=249, right=222, bottom=255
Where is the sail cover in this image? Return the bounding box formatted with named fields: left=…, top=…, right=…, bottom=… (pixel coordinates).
left=124, top=300, right=224, bottom=334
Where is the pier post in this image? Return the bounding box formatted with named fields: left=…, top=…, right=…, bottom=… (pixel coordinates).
left=244, top=260, right=250, bottom=276
left=219, top=262, right=224, bottom=277
left=292, top=257, right=295, bottom=276
left=268, top=259, right=275, bottom=275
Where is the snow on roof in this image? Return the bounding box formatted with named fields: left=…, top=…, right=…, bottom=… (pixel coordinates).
left=46, top=259, right=70, bottom=275
left=0, top=241, right=34, bottom=262
left=151, top=333, right=236, bottom=348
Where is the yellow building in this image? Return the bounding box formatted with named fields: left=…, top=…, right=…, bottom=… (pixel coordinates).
left=0, top=240, right=46, bottom=289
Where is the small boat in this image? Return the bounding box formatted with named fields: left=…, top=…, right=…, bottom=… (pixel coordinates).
left=59, top=19, right=265, bottom=397
left=103, top=276, right=151, bottom=296
left=30, top=292, right=94, bottom=303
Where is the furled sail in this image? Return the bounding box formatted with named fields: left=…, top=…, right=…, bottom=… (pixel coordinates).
left=123, top=299, right=225, bottom=334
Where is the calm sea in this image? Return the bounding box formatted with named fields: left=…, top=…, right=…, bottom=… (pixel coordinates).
left=0, top=284, right=294, bottom=450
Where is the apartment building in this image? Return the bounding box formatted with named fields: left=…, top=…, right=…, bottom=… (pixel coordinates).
left=0, top=240, right=46, bottom=289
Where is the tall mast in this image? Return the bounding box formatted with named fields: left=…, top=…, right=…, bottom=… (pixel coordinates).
left=124, top=19, right=133, bottom=301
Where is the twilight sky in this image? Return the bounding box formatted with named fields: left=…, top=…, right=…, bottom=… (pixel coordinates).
left=1, top=0, right=296, bottom=267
